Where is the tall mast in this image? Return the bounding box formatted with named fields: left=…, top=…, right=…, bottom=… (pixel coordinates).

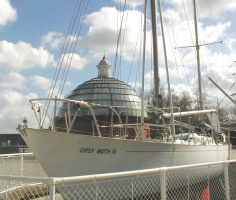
left=150, top=0, right=160, bottom=108
left=157, top=0, right=175, bottom=137
left=141, top=0, right=147, bottom=130
left=193, top=0, right=203, bottom=110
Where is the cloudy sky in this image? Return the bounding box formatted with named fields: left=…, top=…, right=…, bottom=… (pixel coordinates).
left=0, top=0, right=236, bottom=133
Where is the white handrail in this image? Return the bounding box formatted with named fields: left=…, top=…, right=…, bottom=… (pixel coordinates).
left=0, top=153, right=33, bottom=158
left=29, top=98, right=102, bottom=137
left=51, top=159, right=235, bottom=184
left=0, top=159, right=234, bottom=184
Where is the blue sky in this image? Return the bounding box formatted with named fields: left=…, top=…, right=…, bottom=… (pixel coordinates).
left=1, top=0, right=236, bottom=133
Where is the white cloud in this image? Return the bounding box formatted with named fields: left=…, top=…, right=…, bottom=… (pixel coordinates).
left=0, top=0, right=17, bottom=26
left=166, top=65, right=191, bottom=83
left=162, top=9, right=231, bottom=53
left=0, top=90, right=38, bottom=133
left=78, top=7, right=148, bottom=61
left=227, top=38, right=236, bottom=52
left=61, top=53, right=88, bottom=70
left=129, top=70, right=154, bottom=93
left=170, top=84, right=195, bottom=98
left=30, top=75, right=51, bottom=91
left=30, top=75, right=71, bottom=97
left=0, top=40, right=55, bottom=71
left=0, top=71, right=25, bottom=89
left=170, top=0, right=236, bottom=19
left=113, top=0, right=143, bottom=9
left=204, top=23, right=231, bottom=42
left=80, top=7, right=119, bottom=54
left=197, top=0, right=236, bottom=19
left=41, top=32, right=65, bottom=49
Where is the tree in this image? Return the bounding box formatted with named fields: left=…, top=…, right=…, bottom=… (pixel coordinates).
left=148, top=88, right=196, bottom=112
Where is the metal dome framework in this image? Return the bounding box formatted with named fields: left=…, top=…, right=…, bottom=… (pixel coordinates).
left=55, top=57, right=145, bottom=137
left=67, top=77, right=142, bottom=117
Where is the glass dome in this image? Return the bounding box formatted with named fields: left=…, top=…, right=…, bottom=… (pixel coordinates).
left=67, top=76, right=142, bottom=117
left=61, top=56, right=143, bottom=117
left=55, top=57, right=145, bottom=136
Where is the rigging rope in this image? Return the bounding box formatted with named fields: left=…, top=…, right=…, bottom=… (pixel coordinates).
left=41, top=0, right=83, bottom=126
left=42, top=0, right=90, bottom=127
left=181, top=0, right=194, bottom=46
left=163, top=0, right=212, bottom=104
left=164, top=1, right=193, bottom=93
left=117, top=2, right=130, bottom=80
left=134, top=7, right=144, bottom=92
left=57, top=2, right=89, bottom=99
left=197, top=0, right=227, bottom=108
left=113, top=0, right=127, bottom=78
left=127, top=26, right=142, bottom=84
left=50, top=1, right=90, bottom=125
left=126, top=2, right=144, bottom=89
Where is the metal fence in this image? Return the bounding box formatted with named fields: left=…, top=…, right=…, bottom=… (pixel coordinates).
left=0, top=153, right=46, bottom=177
left=0, top=154, right=235, bottom=200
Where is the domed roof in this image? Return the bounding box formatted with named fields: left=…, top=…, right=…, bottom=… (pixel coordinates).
left=98, top=56, right=110, bottom=66
left=67, top=77, right=141, bottom=117
left=66, top=57, right=142, bottom=117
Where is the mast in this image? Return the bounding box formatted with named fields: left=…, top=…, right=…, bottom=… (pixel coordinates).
left=193, top=0, right=203, bottom=110
left=141, top=0, right=147, bottom=133
left=150, top=0, right=160, bottom=108
left=157, top=0, right=175, bottom=137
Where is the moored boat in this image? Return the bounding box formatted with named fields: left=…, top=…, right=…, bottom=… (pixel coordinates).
left=18, top=56, right=229, bottom=177
left=18, top=0, right=229, bottom=180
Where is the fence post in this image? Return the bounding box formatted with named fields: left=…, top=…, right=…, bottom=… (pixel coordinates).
left=224, top=162, right=230, bottom=200
left=49, top=179, right=56, bottom=200
left=5, top=179, right=10, bottom=200
left=160, top=169, right=167, bottom=200
left=20, top=154, right=24, bottom=176
left=131, top=177, right=134, bottom=200
left=95, top=178, right=98, bottom=200
left=187, top=171, right=190, bottom=200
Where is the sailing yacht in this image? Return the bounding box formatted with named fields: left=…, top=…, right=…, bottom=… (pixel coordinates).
left=18, top=0, right=229, bottom=178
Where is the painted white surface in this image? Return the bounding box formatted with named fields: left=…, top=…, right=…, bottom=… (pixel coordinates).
left=22, top=128, right=229, bottom=177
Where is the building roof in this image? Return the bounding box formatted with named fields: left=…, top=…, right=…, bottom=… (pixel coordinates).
left=65, top=57, right=142, bottom=117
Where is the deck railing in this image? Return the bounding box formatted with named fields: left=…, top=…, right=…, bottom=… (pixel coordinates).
left=19, top=98, right=226, bottom=144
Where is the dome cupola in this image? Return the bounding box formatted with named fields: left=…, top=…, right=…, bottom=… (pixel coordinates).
left=97, top=56, right=111, bottom=78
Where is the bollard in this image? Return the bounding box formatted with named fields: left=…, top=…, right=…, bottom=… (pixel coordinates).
left=49, top=179, right=56, bottom=200
left=224, top=162, right=230, bottom=200
left=160, top=169, right=167, bottom=200
left=20, top=154, right=24, bottom=176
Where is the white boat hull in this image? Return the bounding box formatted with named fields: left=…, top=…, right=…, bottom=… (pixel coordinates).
left=21, top=128, right=229, bottom=177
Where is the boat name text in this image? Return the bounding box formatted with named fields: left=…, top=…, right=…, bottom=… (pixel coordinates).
left=80, top=148, right=117, bottom=154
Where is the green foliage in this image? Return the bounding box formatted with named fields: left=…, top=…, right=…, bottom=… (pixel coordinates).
left=146, top=88, right=197, bottom=111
